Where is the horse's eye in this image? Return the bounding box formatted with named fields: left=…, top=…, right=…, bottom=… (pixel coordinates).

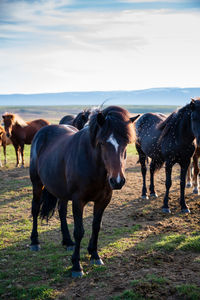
left=124, top=151, right=127, bottom=159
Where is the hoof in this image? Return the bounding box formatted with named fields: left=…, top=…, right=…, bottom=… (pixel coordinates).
left=66, top=245, right=75, bottom=251
left=30, top=244, right=40, bottom=251
left=186, top=182, right=192, bottom=188
left=193, top=188, right=199, bottom=195
left=150, top=193, right=158, bottom=198
left=142, top=195, right=149, bottom=200
left=90, top=258, right=104, bottom=265
left=162, top=207, right=171, bottom=213
left=181, top=208, right=190, bottom=213
left=71, top=270, right=84, bottom=278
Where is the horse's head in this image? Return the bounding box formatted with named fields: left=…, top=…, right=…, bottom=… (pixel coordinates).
left=90, top=106, right=139, bottom=190
left=2, top=113, right=14, bottom=138
left=190, top=98, right=200, bottom=146
left=74, top=109, right=91, bottom=130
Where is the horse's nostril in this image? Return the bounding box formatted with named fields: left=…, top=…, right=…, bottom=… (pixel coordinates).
left=121, top=177, right=126, bottom=185
left=109, top=177, right=115, bottom=186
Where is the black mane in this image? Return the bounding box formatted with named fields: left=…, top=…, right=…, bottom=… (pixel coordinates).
left=89, top=106, right=134, bottom=147
left=158, top=104, right=191, bottom=142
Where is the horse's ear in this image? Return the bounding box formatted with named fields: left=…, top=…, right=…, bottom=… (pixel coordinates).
left=97, top=112, right=105, bottom=127
left=130, top=115, right=140, bottom=123
left=190, top=98, right=195, bottom=110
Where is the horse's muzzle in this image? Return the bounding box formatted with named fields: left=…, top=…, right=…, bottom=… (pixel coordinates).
left=109, top=177, right=126, bottom=190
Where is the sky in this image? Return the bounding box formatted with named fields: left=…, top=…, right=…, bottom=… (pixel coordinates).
left=0, top=0, right=200, bottom=94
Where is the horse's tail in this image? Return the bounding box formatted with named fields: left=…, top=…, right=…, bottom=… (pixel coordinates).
left=40, top=188, right=58, bottom=221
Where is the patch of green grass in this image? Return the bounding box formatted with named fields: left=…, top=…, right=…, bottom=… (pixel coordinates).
left=127, top=144, right=137, bottom=156
left=4, top=285, right=56, bottom=300
left=176, top=284, right=200, bottom=300
left=100, top=225, right=141, bottom=256
left=137, top=233, right=200, bottom=253
left=113, top=290, right=145, bottom=300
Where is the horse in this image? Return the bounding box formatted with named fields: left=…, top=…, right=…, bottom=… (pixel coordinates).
left=59, top=109, right=91, bottom=130
left=29, top=106, right=139, bottom=277
left=2, top=113, right=50, bottom=167
left=186, top=144, right=200, bottom=194
left=135, top=99, right=200, bottom=213
left=0, top=125, right=12, bottom=167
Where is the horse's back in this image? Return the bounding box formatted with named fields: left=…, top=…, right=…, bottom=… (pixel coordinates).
left=136, top=113, right=166, bottom=157
left=59, top=115, right=74, bottom=125
left=31, top=124, right=77, bottom=159
left=28, top=119, right=50, bottom=130
left=136, top=113, right=166, bottom=132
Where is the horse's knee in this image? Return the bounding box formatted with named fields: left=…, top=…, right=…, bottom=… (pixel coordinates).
left=74, top=226, right=84, bottom=240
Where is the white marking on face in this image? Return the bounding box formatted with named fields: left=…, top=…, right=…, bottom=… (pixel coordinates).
left=116, top=173, right=121, bottom=183
left=107, top=134, right=119, bottom=152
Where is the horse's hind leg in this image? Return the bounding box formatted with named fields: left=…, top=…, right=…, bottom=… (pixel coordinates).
left=180, top=159, right=191, bottom=213
left=71, top=197, right=85, bottom=277
left=30, top=181, right=43, bottom=251
left=192, top=155, right=199, bottom=194
left=163, top=160, right=174, bottom=213
left=136, top=144, right=148, bottom=199
left=186, top=162, right=193, bottom=188
left=88, top=199, right=110, bottom=265
left=58, top=199, right=75, bottom=250
left=14, top=144, right=20, bottom=167
left=149, top=159, right=158, bottom=198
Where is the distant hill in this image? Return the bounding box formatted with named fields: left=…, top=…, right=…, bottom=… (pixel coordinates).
left=0, top=87, right=200, bottom=106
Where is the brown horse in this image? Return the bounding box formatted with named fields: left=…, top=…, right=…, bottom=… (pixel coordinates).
left=0, top=125, right=12, bottom=167
left=2, top=113, right=50, bottom=167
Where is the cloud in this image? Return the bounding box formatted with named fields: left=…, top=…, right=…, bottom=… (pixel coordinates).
left=0, top=1, right=200, bottom=93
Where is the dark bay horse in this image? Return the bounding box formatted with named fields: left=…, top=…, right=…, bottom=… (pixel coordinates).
left=0, top=125, right=11, bottom=167
left=59, top=109, right=91, bottom=130
left=2, top=113, right=50, bottom=167
left=136, top=99, right=200, bottom=213
left=29, top=106, right=139, bottom=277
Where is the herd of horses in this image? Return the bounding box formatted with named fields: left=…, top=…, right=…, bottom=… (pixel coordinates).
left=1, top=99, right=200, bottom=277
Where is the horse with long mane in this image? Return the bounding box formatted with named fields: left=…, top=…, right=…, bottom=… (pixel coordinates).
left=135, top=99, right=200, bottom=213
left=2, top=113, right=50, bottom=167
left=59, top=109, right=91, bottom=130
left=0, top=125, right=12, bottom=167
left=29, top=106, right=139, bottom=277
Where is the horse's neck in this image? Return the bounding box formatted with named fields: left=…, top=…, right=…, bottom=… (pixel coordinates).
left=177, top=111, right=194, bottom=144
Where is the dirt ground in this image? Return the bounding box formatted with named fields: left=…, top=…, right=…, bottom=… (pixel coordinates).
left=1, top=155, right=200, bottom=300
left=56, top=156, right=200, bottom=300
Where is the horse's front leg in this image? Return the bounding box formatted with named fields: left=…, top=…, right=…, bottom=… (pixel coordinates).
left=192, top=155, right=199, bottom=194
left=136, top=144, right=148, bottom=199
left=163, top=160, right=174, bottom=213
left=71, top=199, right=85, bottom=277
left=30, top=183, right=43, bottom=251
left=88, top=199, right=110, bottom=265
left=20, top=144, right=25, bottom=167
left=180, top=160, right=191, bottom=213
left=58, top=199, right=75, bottom=250
left=149, top=159, right=158, bottom=198
left=3, top=143, right=6, bottom=165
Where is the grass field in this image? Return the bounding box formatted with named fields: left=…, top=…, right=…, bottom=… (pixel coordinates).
left=0, top=105, right=178, bottom=124
left=0, top=124, right=200, bottom=299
